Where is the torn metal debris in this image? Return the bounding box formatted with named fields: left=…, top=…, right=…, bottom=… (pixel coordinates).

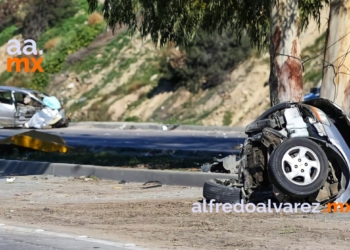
left=141, top=180, right=163, bottom=189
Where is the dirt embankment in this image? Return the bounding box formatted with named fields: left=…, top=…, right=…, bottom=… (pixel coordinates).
left=42, top=7, right=329, bottom=127
left=0, top=6, right=328, bottom=127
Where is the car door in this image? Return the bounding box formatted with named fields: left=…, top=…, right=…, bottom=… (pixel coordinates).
left=0, top=90, right=15, bottom=125
left=13, top=91, right=37, bottom=120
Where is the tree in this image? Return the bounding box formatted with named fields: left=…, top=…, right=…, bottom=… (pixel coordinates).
left=0, top=0, right=31, bottom=31
left=269, top=0, right=303, bottom=106
left=0, top=0, right=79, bottom=40
left=159, top=29, right=252, bottom=93
left=87, top=0, right=327, bottom=106
left=21, top=0, right=78, bottom=40
left=321, top=0, right=350, bottom=113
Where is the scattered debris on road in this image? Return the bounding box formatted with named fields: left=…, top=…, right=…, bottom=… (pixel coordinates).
left=0, top=175, right=348, bottom=250
left=141, top=180, right=162, bottom=189
left=6, top=177, right=15, bottom=183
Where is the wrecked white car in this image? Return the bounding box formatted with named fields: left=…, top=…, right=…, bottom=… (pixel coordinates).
left=0, top=86, right=70, bottom=129
left=203, top=98, right=350, bottom=207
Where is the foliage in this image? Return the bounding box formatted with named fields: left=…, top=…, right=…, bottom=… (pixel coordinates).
left=159, top=29, right=252, bottom=92
left=125, top=116, right=140, bottom=122
left=0, top=71, right=12, bottom=84
left=304, top=69, right=322, bottom=86
left=21, top=0, right=79, bottom=40
left=0, top=25, right=18, bottom=46
left=88, top=0, right=328, bottom=51
left=27, top=1, right=105, bottom=90
left=86, top=103, right=111, bottom=121
left=302, top=31, right=326, bottom=88
left=0, top=0, right=79, bottom=40
left=29, top=71, right=50, bottom=91
left=0, top=0, right=105, bottom=91
left=0, top=0, right=30, bottom=31
left=299, top=0, right=329, bottom=32
left=68, top=33, right=130, bottom=74
left=88, top=12, right=104, bottom=25
left=222, top=111, right=232, bottom=126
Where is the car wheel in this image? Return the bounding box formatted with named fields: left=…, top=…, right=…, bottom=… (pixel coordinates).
left=203, top=179, right=242, bottom=204
left=268, top=138, right=329, bottom=197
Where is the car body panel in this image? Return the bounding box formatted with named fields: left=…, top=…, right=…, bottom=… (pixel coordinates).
left=304, top=86, right=321, bottom=101
left=323, top=123, right=350, bottom=203
left=0, top=90, right=16, bottom=125
left=302, top=98, right=350, bottom=203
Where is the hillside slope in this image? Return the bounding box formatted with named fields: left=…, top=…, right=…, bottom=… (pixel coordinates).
left=0, top=1, right=329, bottom=127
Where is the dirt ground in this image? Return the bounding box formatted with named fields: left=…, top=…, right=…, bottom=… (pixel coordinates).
left=0, top=175, right=349, bottom=250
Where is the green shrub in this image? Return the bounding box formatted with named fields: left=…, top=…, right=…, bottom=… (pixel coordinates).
left=1, top=0, right=105, bottom=91
left=125, top=116, right=140, bottom=122
left=31, top=22, right=104, bottom=89
left=0, top=71, right=12, bottom=84
left=29, top=72, right=50, bottom=91
left=22, top=0, right=79, bottom=40
left=0, top=25, right=18, bottom=46
left=159, top=29, right=252, bottom=93
left=222, top=111, right=232, bottom=126
left=0, top=0, right=26, bottom=32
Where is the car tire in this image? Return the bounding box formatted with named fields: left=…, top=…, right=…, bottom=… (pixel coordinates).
left=203, top=179, right=242, bottom=204
left=268, top=137, right=329, bottom=197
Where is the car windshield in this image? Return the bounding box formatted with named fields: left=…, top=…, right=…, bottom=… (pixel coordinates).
left=31, top=91, right=47, bottom=101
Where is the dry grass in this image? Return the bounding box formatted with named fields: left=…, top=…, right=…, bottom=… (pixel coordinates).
left=88, top=12, right=104, bottom=26
left=127, top=81, right=146, bottom=93
left=44, top=37, right=62, bottom=50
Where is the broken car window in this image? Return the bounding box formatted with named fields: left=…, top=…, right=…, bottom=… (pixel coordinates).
left=12, top=92, right=42, bottom=107
left=0, top=91, right=13, bottom=105
left=32, top=91, right=46, bottom=101
left=13, top=92, right=25, bottom=103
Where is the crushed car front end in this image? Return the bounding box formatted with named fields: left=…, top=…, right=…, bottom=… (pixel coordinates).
left=203, top=98, right=350, bottom=206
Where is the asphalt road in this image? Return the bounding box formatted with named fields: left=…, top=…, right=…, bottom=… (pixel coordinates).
left=0, top=226, right=142, bottom=250
left=0, top=127, right=246, bottom=154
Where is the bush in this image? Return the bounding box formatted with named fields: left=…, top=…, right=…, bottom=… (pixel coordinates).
left=44, top=37, right=62, bottom=50
left=88, top=12, right=104, bottom=26
left=29, top=71, right=49, bottom=91
left=0, top=0, right=30, bottom=31
left=0, top=0, right=105, bottom=91
left=21, top=0, right=79, bottom=40
left=125, top=116, right=140, bottom=122
left=29, top=13, right=105, bottom=90
left=0, top=25, right=18, bottom=46
left=159, top=30, right=252, bottom=93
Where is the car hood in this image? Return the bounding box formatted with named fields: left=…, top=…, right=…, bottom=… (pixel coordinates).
left=302, top=98, right=350, bottom=126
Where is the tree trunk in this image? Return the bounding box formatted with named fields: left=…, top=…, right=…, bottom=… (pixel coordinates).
left=269, top=0, right=303, bottom=106
left=321, top=0, right=350, bottom=114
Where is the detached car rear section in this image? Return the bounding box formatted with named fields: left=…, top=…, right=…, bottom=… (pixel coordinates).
left=203, top=98, right=350, bottom=206
left=0, top=86, right=69, bottom=129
